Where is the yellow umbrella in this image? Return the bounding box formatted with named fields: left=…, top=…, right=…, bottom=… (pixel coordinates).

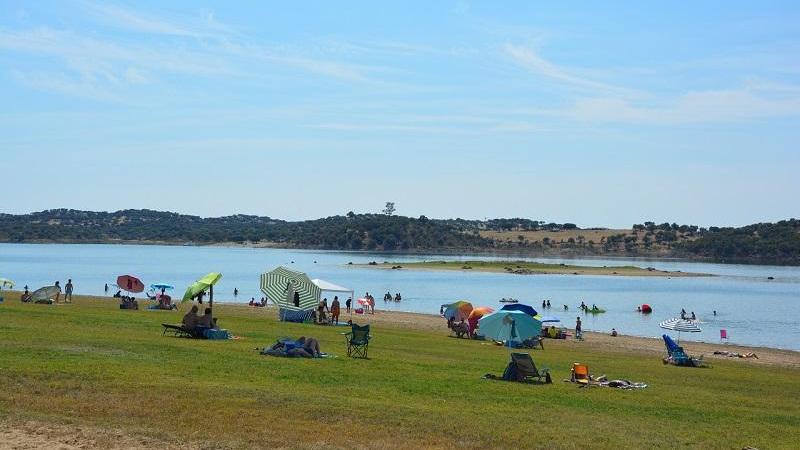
left=182, top=272, right=223, bottom=314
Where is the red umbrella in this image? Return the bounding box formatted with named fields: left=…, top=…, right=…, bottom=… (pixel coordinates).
left=117, top=275, right=144, bottom=293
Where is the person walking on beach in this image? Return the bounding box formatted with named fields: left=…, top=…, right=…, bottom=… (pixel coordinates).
left=331, top=296, right=341, bottom=325
left=54, top=281, right=61, bottom=302
left=64, top=279, right=73, bottom=303
left=575, top=316, right=583, bottom=340
left=346, top=297, right=352, bottom=313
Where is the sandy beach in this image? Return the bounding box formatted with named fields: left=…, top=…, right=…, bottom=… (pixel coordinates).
left=340, top=307, right=800, bottom=368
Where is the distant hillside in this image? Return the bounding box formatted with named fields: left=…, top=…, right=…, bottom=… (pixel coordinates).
left=0, top=209, right=488, bottom=252
left=0, top=210, right=797, bottom=264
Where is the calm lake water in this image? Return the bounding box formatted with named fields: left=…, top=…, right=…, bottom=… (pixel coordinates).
left=1, top=243, right=799, bottom=350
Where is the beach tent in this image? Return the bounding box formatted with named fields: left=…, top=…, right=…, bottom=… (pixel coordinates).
left=261, top=267, right=321, bottom=322
left=478, top=310, right=542, bottom=345
left=311, top=278, right=354, bottom=303
left=500, top=303, right=538, bottom=316
left=30, top=285, right=60, bottom=303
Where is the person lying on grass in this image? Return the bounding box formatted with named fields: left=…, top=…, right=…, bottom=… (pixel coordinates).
left=263, top=336, right=323, bottom=358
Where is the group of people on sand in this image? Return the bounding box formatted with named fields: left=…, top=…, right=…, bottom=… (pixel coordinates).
left=383, top=291, right=402, bottom=302
left=248, top=297, right=267, bottom=307
left=113, top=289, right=140, bottom=309
left=315, top=296, right=342, bottom=324
left=20, top=279, right=74, bottom=304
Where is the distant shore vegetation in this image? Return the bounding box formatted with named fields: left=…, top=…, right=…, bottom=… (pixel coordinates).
left=0, top=209, right=797, bottom=265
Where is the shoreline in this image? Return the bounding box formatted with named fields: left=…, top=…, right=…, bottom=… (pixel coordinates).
left=3, top=239, right=795, bottom=267
left=354, top=260, right=712, bottom=277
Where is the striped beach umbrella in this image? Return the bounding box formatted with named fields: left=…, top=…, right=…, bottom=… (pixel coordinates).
left=260, top=266, right=321, bottom=311
left=659, top=317, right=702, bottom=342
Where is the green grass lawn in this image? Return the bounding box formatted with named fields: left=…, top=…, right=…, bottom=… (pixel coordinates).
left=0, top=294, right=797, bottom=449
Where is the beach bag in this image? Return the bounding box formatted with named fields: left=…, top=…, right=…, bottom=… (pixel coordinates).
left=204, top=329, right=231, bottom=340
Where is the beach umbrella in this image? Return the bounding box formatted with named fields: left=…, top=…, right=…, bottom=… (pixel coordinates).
left=478, top=310, right=542, bottom=345
left=260, top=266, right=321, bottom=312
left=182, top=272, right=223, bottom=314
left=443, top=301, right=473, bottom=322
left=29, top=285, right=60, bottom=302
left=150, top=283, right=174, bottom=291
left=0, top=278, right=15, bottom=289
left=116, top=275, right=144, bottom=294
left=659, top=317, right=701, bottom=342
left=468, top=307, right=494, bottom=335
left=500, top=303, right=538, bottom=316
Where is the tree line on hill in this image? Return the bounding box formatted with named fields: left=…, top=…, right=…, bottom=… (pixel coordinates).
left=0, top=209, right=797, bottom=264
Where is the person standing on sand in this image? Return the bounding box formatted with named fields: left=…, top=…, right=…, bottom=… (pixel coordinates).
left=64, top=279, right=73, bottom=303
left=346, top=297, right=352, bottom=313
left=575, top=317, right=582, bottom=340
left=54, top=281, right=61, bottom=302
left=331, top=296, right=341, bottom=325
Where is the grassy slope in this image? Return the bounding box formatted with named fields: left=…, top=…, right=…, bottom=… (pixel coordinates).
left=369, top=260, right=706, bottom=277
left=0, top=295, right=797, bottom=449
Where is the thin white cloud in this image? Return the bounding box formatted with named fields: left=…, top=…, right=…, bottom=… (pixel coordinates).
left=503, top=43, right=639, bottom=97
left=526, top=83, right=800, bottom=125
left=81, top=2, right=208, bottom=37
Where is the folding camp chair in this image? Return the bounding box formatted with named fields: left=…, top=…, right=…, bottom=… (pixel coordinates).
left=345, top=324, right=371, bottom=358
left=509, top=353, right=551, bottom=383
left=571, top=362, right=590, bottom=384
left=162, top=323, right=204, bottom=339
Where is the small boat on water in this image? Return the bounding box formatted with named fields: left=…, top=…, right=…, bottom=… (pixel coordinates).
left=499, top=298, right=519, bottom=303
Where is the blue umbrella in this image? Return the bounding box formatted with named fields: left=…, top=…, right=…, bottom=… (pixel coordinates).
left=500, top=303, right=538, bottom=316
left=478, top=310, right=542, bottom=344
left=150, top=283, right=174, bottom=291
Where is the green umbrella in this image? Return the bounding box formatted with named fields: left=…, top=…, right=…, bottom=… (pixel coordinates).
left=182, top=272, right=223, bottom=314
left=0, top=278, right=14, bottom=289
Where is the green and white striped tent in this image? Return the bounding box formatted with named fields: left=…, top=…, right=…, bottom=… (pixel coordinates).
left=260, top=266, right=321, bottom=311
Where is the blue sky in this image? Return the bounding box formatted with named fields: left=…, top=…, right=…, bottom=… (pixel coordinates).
left=1, top=1, right=798, bottom=227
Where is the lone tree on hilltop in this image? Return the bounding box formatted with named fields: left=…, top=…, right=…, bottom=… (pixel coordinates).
left=383, top=202, right=396, bottom=216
